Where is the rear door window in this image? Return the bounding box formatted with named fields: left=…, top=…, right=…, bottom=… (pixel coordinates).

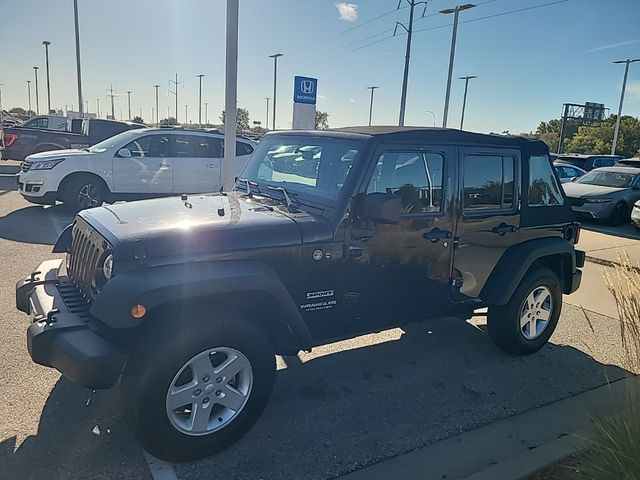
left=463, top=155, right=515, bottom=211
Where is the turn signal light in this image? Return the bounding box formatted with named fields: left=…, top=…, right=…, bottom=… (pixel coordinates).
left=130, top=304, right=147, bottom=319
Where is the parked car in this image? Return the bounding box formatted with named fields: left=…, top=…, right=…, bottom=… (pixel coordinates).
left=1, top=118, right=144, bottom=161
left=554, top=154, right=623, bottom=171
left=17, top=127, right=257, bottom=210
left=553, top=162, right=586, bottom=183
left=632, top=199, right=640, bottom=229
left=616, top=157, right=640, bottom=168
left=21, top=115, right=69, bottom=131
left=562, top=166, right=640, bottom=225
left=16, top=127, right=584, bottom=462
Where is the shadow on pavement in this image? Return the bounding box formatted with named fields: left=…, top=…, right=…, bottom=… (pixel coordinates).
left=581, top=219, right=640, bottom=241
left=0, top=205, right=72, bottom=245
left=0, top=317, right=629, bottom=480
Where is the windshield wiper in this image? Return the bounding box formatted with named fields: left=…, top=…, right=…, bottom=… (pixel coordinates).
left=236, top=177, right=259, bottom=197
left=267, top=185, right=297, bottom=212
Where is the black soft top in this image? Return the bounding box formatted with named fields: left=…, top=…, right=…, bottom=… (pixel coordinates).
left=270, top=126, right=546, bottom=151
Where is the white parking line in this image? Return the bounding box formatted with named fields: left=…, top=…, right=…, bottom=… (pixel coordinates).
left=144, top=451, right=179, bottom=480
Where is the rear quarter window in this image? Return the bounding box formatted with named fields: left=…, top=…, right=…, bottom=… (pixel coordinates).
left=529, top=155, right=564, bottom=206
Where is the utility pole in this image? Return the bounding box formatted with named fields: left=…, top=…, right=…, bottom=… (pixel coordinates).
left=27, top=80, right=32, bottom=114
left=395, top=0, right=427, bottom=126
left=126, top=91, right=132, bottom=120
left=168, top=73, right=183, bottom=123
left=73, top=0, right=84, bottom=118
left=264, top=97, right=270, bottom=129
left=185, top=104, right=188, bottom=124
left=42, top=41, right=52, bottom=114
left=269, top=53, right=283, bottom=130
left=33, top=67, right=40, bottom=115
left=459, top=75, right=477, bottom=130
left=96, top=98, right=100, bottom=118
left=197, top=74, right=205, bottom=128
left=611, top=58, right=640, bottom=155
left=366, top=86, right=378, bottom=126
left=441, top=4, right=476, bottom=128
left=107, top=84, right=117, bottom=119
left=154, top=84, right=160, bottom=125
left=205, top=102, right=209, bottom=125
left=224, top=0, right=239, bottom=191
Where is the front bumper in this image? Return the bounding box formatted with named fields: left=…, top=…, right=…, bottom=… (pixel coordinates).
left=631, top=205, right=640, bottom=227
left=569, top=201, right=615, bottom=220
left=568, top=249, right=585, bottom=294
left=16, top=259, right=127, bottom=389
left=17, top=173, right=57, bottom=204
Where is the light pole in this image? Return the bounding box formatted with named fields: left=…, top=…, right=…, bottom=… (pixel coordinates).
left=197, top=74, right=205, bottom=128
left=611, top=59, right=640, bottom=155
left=73, top=0, right=84, bottom=117
left=224, top=0, right=239, bottom=191
left=269, top=53, right=283, bottom=130
left=426, top=110, right=436, bottom=126
left=42, top=41, right=52, bottom=114
left=27, top=80, right=32, bottom=114
left=264, top=97, right=270, bottom=130
left=126, top=91, right=132, bottom=120
left=96, top=98, right=100, bottom=118
left=366, top=86, right=378, bottom=126
left=33, top=66, right=40, bottom=115
left=185, top=104, right=188, bottom=124
left=441, top=3, right=476, bottom=127
left=154, top=84, right=160, bottom=125
left=459, top=75, right=477, bottom=130
left=205, top=102, right=209, bottom=125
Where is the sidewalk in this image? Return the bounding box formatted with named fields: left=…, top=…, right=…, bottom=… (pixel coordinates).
left=578, top=227, right=640, bottom=265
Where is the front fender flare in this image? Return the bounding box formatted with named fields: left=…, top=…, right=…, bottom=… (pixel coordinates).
left=89, top=260, right=313, bottom=350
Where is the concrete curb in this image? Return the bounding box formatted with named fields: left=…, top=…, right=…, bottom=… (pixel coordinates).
left=339, top=376, right=639, bottom=480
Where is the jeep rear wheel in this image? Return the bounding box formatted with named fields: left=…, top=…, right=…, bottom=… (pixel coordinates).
left=487, top=266, right=562, bottom=355
left=121, top=317, right=275, bottom=462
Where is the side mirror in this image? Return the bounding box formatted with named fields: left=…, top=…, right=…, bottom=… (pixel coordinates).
left=360, top=193, right=402, bottom=224
left=570, top=176, right=578, bottom=182
left=117, top=148, right=132, bottom=158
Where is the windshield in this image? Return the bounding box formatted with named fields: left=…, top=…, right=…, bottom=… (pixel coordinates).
left=576, top=170, right=637, bottom=188
left=88, top=130, right=143, bottom=153
left=239, top=136, right=364, bottom=202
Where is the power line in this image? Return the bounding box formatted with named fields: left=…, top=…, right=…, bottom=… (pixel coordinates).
left=341, top=5, right=407, bottom=34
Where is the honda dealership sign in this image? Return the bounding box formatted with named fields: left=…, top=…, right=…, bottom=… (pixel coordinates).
left=292, top=76, right=318, bottom=129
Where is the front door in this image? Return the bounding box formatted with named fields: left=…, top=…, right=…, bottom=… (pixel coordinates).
left=342, top=146, right=456, bottom=328
left=452, top=148, right=521, bottom=300
left=171, top=134, right=222, bottom=194
left=112, top=134, right=172, bottom=194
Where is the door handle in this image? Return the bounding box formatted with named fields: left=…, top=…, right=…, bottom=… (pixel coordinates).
left=160, top=162, right=169, bottom=168
left=424, top=227, right=452, bottom=243
left=491, top=222, right=517, bottom=236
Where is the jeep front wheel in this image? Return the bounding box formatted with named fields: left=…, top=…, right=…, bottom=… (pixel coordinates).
left=121, top=318, right=275, bottom=462
left=486, top=266, right=562, bottom=355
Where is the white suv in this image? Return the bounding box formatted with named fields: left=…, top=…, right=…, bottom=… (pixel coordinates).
left=17, top=128, right=257, bottom=210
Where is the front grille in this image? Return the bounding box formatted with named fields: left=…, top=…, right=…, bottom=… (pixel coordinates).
left=567, top=197, right=585, bottom=207
left=58, top=278, right=93, bottom=322
left=21, top=160, right=32, bottom=173
left=68, top=218, right=109, bottom=299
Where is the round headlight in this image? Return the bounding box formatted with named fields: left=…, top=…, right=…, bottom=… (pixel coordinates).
left=102, top=254, right=114, bottom=280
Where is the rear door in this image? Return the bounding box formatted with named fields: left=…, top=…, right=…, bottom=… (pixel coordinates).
left=171, top=134, right=222, bottom=193
left=112, top=134, right=172, bottom=194
left=452, top=148, right=521, bottom=300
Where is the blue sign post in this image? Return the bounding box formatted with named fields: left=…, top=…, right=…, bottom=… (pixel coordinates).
left=293, top=76, right=318, bottom=105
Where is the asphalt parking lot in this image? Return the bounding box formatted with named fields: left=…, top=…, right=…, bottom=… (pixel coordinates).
left=0, top=168, right=635, bottom=480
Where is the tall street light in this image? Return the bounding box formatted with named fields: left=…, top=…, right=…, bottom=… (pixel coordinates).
left=611, top=58, right=640, bottom=155
left=154, top=84, right=160, bottom=125
left=269, top=53, right=283, bottom=130
left=73, top=0, right=84, bottom=118
left=367, top=86, right=378, bottom=126
left=197, top=74, right=205, bottom=128
left=459, top=75, right=477, bottom=130
left=33, top=66, right=40, bottom=115
left=126, top=91, right=132, bottom=120
left=27, top=80, right=32, bottom=114
left=205, top=102, right=209, bottom=125
left=264, top=97, right=270, bottom=129
left=42, top=41, right=52, bottom=114
left=223, top=0, right=239, bottom=191
left=441, top=3, right=476, bottom=127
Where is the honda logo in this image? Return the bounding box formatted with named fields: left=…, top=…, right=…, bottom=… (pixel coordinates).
left=301, top=80, right=314, bottom=94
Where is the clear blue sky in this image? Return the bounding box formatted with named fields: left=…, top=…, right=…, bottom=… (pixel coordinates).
left=2, top=0, right=640, bottom=133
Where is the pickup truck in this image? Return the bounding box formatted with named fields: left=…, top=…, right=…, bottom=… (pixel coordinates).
left=1, top=118, right=144, bottom=161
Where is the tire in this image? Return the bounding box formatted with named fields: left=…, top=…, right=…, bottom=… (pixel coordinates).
left=61, top=174, right=108, bottom=212
left=609, top=201, right=629, bottom=226
left=487, top=266, right=562, bottom=356
left=121, top=315, right=276, bottom=463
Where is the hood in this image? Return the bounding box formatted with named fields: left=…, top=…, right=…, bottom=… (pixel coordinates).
left=27, top=149, right=90, bottom=160
left=80, top=193, right=306, bottom=261
left=562, top=182, right=628, bottom=198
